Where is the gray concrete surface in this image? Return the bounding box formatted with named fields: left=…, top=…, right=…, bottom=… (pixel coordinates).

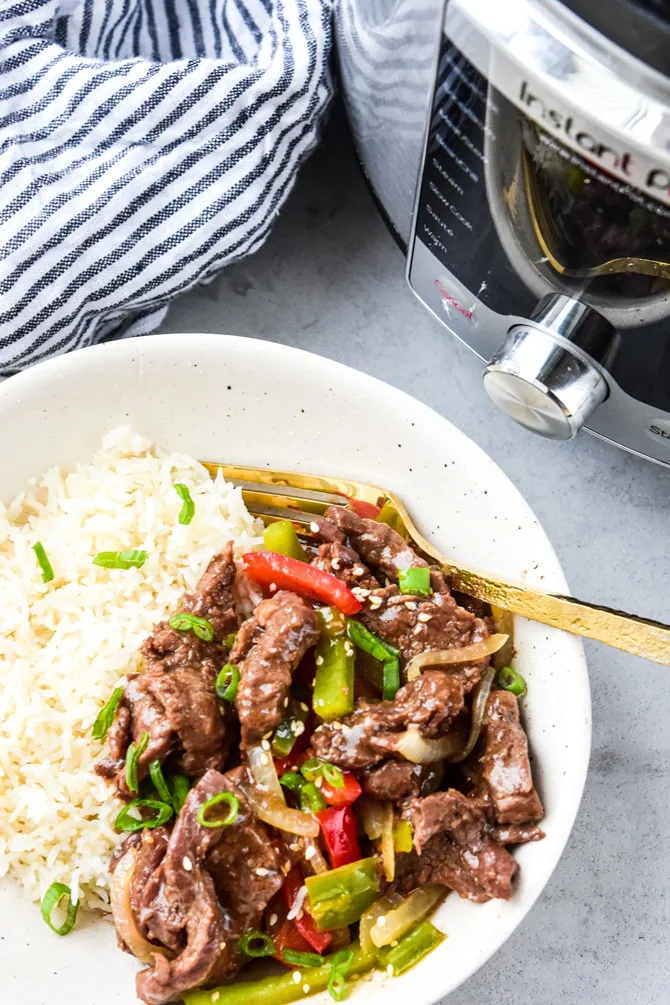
left=160, top=115, right=670, bottom=1005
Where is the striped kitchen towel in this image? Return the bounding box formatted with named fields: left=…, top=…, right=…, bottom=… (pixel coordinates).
left=0, top=0, right=333, bottom=374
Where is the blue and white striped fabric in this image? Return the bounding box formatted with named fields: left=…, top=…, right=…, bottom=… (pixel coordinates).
left=0, top=0, right=333, bottom=373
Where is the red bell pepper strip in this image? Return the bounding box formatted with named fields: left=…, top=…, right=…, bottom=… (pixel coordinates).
left=282, top=868, right=333, bottom=954
left=320, top=771, right=362, bottom=808
left=316, top=806, right=362, bottom=869
left=348, top=498, right=382, bottom=520
left=266, top=893, right=314, bottom=965
left=243, top=552, right=362, bottom=616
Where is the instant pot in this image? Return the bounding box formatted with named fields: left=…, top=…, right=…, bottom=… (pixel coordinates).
left=335, top=0, right=670, bottom=463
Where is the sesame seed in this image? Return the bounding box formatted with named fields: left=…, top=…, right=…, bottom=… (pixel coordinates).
left=219, top=941, right=227, bottom=950
left=305, top=845, right=316, bottom=860
left=269, top=582, right=277, bottom=592
left=315, top=655, right=324, bottom=666
left=344, top=642, right=354, bottom=657
left=303, top=985, right=310, bottom=994
left=353, top=566, right=365, bottom=577
left=332, top=721, right=343, bottom=730
left=413, top=624, right=423, bottom=635
left=300, top=702, right=309, bottom=712
left=390, top=940, right=398, bottom=947
left=292, top=721, right=305, bottom=737
left=310, top=521, right=320, bottom=533
left=284, top=697, right=290, bottom=707
left=289, top=842, right=300, bottom=852
left=386, top=965, right=394, bottom=977
left=363, top=973, right=374, bottom=982
left=314, top=775, right=323, bottom=788
left=418, top=612, right=432, bottom=622
left=269, top=913, right=278, bottom=927
left=405, top=601, right=418, bottom=611
left=255, top=867, right=270, bottom=876
left=259, top=752, right=270, bottom=765
left=376, top=915, right=386, bottom=927
left=261, top=739, right=271, bottom=751
left=331, top=559, right=341, bottom=570
left=212, top=993, right=220, bottom=1002
left=182, top=856, right=193, bottom=872
left=293, top=972, right=302, bottom=985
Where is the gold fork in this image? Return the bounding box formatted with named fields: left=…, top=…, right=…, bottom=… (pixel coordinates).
left=203, top=462, right=670, bottom=666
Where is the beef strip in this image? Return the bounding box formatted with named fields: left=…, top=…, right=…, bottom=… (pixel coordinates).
left=395, top=789, right=517, bottom=902
left=318, top=507, right=434, bottom=584
left=96, top=548, right=236, bottom=797
left=361, top=760, right=426, bottom=801
left=312, top=668, right=479, bottom=771
left=134, top=767, right=294, bottom=1005
left=231, top=590, right=320, bottom=748
left=473, top=690, right=543, bottom=825
left=312, top=541, right=381, bottom=594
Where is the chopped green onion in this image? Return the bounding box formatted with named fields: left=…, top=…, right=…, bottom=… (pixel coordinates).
left=347, top=620, right=401, bottom=701
left=197, top=792, right=239, bottom=829
left=32, top=542, right=54, bottom=583
left=174, top=483, right=195, bottom=525
left=378, top=919, right=445, bottom=975
left=239, top=930, right=276, bottom=958
left=300, top=781, right=327, bottom=814
left=283, top=949, right=325, bottom=968
left=496, top=665, right=527, bottom=697
left=215, top=663, right=240, bottom=701
left=125, top=730, right=150, bottom=794
left=169, top=612, right=215, bottom=642
left=397, top=567, right=431, bottom=597
left=149, top=759, right=172, bottom=806
left=301, top=759, right=343, bottom=789
left=263, top=520, right=307, bottom=561
left=93, top=549, right=147, bottom=570
left=225, top=632, right=238, bottom=651
left=115, top=798, right=174, bottom=833
left=41, top=882, right=79, bottom=936
left=328, top=948, right=355, bottom=1002
left=91, top=686, right=124, bottom=740
left=168, top=774, right=190, bottom=814
left=279, top=771, right=305, bottom=794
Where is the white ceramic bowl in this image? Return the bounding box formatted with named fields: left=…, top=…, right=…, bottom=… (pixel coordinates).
left=0, top=334, right=590, bottom=1005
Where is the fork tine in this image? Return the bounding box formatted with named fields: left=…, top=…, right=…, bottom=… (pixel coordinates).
left=228, top=478, right=347, bottom=507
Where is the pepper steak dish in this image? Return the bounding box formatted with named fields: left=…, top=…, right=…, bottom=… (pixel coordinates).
left=92, top=504, right=543, bottom=1005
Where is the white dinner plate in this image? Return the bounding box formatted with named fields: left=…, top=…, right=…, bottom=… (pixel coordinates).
left=0, top=334, right=590, bottom=1005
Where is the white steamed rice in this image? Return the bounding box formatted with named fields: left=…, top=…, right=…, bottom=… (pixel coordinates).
left=0, top=427, right=263, bottom=912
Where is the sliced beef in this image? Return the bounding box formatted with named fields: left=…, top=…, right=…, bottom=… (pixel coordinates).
left=475, top=690, right=543, bottom=825
left=493, top=822, right=545, bottom=844
left=396, top=789, right=517, bottom=902
left=318, top=507, right=432, bottom=584
left=361, top=760, right=425, bottom=801
left=312, top=541, right=380, bottom=595
left=96, top=548, right=236, bottom=797
left=231, top=590, right=320, bottom=748
left=134, top=768, right=293, bottom=1005
left=312, top=668, right=479, bottom=771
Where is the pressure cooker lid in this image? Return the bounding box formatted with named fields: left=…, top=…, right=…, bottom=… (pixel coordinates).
left=560, top=0, right=670, bottom=77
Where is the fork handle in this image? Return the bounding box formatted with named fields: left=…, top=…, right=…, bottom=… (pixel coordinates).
left=444, top=564, right=670, bottom=665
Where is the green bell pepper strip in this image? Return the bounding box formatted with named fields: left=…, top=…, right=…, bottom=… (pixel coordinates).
left=375, top=502, right=408, bottom=539
left=346, top=620, right=400, bottom=701
left=378, top=919, right=445, bottom=976
left=313, top=607, right=355, bottom=721
left=306, top=857, right=379, bottom=931
left=182, top=942, right=378, bottom=1005
left=263, top=520, right=307, bottom=561
left=397, top=567, right=431, bottom=597
left=300, top=781, right=327, bottom=813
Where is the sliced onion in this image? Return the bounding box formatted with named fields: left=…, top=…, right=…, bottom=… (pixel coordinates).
left=359, top=894, right=403, bottom=953
left=370, top=884, right=446, bottom=948
left=391, top=728, right=463, bottom=764
left=379, top=801, right=395, bottom=883
left=446, top=663, right=497, bottom=764
left=244, top=788, right=320, bottom=838
left=359, top=797, right=385, bottom=841
left=247, top=744, right=283, bottom=801
left=110, top=850, right=174, bottom=965
left=303, top=837, right=329, bottom=874
left=406, top=634, right=509, bottom=680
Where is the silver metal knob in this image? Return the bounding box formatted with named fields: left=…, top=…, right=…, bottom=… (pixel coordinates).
left=483, top=295, right=613, bottom=440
